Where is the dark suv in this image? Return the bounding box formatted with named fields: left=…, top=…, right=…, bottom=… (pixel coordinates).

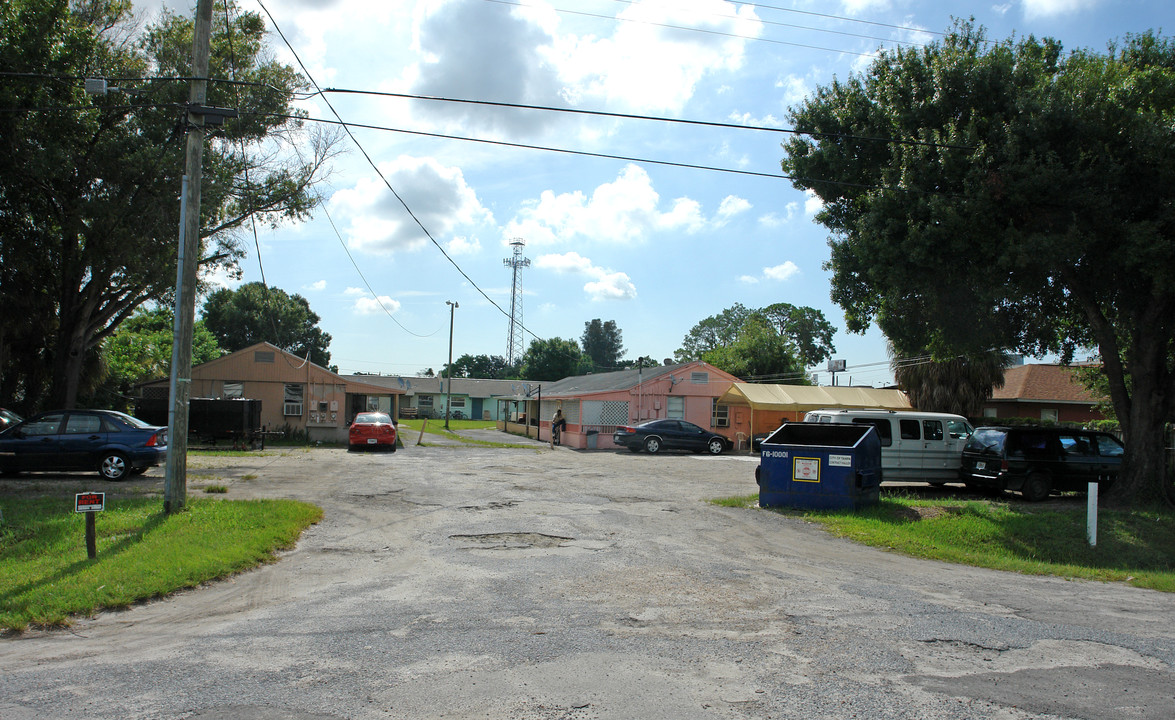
left=961, top=426, right=1123, bottom=501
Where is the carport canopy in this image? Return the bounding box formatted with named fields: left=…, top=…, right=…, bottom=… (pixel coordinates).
left=717, top=383, right=912, bottom=413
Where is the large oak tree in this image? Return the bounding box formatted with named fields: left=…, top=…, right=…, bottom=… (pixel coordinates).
left=0, top=0, right=336, bottom=411
left=782, top=23, right=1175, bottom=505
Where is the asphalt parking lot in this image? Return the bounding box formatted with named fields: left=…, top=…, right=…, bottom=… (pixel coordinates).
left=1, top=437, right=1173, bottom=720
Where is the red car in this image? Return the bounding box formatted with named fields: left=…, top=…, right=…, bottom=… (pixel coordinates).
left=348, top=412, right=398, bottom=452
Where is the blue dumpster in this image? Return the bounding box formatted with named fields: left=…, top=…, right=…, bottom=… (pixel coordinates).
left=756, top=422, right=882, bottom=510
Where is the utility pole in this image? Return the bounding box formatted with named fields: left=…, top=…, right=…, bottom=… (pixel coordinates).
left=444, top=300, right=458, bottom=431
left=164, top=0, right=214, bottom=514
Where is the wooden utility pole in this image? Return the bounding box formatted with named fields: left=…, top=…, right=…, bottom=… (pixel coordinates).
left=164, top=0, right=214, bottom=514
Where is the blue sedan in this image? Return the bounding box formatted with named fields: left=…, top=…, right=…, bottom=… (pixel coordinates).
left=0, top=410, right=167, bottom=481
left=612, top=419, right=732, bottom=455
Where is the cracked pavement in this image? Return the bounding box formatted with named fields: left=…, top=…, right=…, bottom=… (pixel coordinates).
left=1, top=442, right=1172, bottom=719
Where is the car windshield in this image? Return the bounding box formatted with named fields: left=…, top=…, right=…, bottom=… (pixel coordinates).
left=356, top=413, right=391, bottom=424
left=965, top=428, right=1007, bottom=453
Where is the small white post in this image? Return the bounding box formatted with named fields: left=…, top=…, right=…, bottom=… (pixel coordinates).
left=1087, top=482, right=1098, bottom=547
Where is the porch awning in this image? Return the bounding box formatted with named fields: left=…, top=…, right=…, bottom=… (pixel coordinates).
left=716, top=383, right=911, bottom=412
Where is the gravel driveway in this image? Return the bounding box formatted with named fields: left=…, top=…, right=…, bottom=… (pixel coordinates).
left=1, top=438, right=1172, bottom=720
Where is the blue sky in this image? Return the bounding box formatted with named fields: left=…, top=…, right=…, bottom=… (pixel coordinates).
left=147, top=0, right=1173, bottom=384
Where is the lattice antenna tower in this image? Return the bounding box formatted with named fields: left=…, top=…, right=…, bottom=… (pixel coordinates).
left=503, top=238, right=531, bottom=365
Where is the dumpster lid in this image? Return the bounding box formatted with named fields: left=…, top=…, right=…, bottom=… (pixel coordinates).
left=762, top=422, right=876, bottom=448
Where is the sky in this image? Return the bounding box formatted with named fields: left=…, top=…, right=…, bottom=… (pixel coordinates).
left=141, top=0, right=1173, bottom=386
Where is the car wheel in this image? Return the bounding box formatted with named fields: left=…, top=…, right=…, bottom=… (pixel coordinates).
left=98, top=452, right=129, bottom=481
left=1021, top=471, right=1052, bottom=502
left=387, top=444, right=397, bottom=453
left=644, top=436, right=662, bottom=454
left=707, top=438, right=725, bottom=455
left=0, top=466, right=21, bottom=477
left=927, top=481, right=946, bottom=487
left=129, top=467, right=149, bottom=476
left=754, top=465, right=762, bottom=488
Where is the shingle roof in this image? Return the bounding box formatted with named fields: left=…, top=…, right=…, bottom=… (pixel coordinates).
left=990, top=364, right=1099, bottom=404
left=540, top=363, right=691, bottom=396
left=342, top=375, right=538, bottom=399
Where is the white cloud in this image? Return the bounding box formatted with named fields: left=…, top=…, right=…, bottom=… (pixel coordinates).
left=804, top=189, right=823, bottom=216
left=717, top=195, right=752, bottom=218
left=738, top=261, right=800, bottom=284
left=764, top=261, right=801, bottom=281
left=839, top=0, right=892, bottom=15
left=345, top=286, right=402, bottom=315
left=1022, top=0, right=1100, bottom=19
left=353, top=295, right=402, bottom=315
left=535, top=251, right=637, bottom=301
left=447, top=236, right=482, bottom=255
left=305, top=280, right=327, bottom=292
left=505, top=164, right=706, bottom=245
left=729, top=111, right=784, bottom=128
left=329, top=156, right=494, bottom=254
left=992, top=3, right=1013, bottom=15
left=404, top=0, right=569, bottom=136
left=775, top=74, right=811, bottom=108
left=548, top=0, right=763, bottom=112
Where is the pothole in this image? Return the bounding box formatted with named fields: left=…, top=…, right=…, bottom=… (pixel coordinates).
left=450, top=532, right=574, bottom=549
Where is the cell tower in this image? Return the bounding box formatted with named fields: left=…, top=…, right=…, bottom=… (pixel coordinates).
left=503, top=238, right=531, bottom=365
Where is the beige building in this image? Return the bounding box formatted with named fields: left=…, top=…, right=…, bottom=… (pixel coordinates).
left=139, top=342, right=403, bottom=443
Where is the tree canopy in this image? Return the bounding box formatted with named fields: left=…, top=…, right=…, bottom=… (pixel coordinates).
left=86, top=307, right=222, bottom=411
left=443, top=354, right=517, bottom=379
left=0, top=0, right=336, bottom=410
left=202, top=282, right=333, bottom=368
left=782, top=23, right=1175, bottom=505
left=520, top=338, right=583, bottom=382
left=581, top=319, right=626, bottom=372
left=675, top=302, right=835, bottom=375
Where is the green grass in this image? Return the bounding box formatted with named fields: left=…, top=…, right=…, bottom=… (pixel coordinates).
left=712, top=492, right=1175, bottom=592
left=397, top=418, right=537, bottom=449
left=0, top=496, right=322, bottom=631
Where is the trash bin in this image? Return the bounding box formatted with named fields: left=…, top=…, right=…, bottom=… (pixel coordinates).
left=585, top=429, right=598, bottom=449
left=756, top=422, right=882, bottom=510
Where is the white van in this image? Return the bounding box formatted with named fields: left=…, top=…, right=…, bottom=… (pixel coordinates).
left=802, top=409, right=974, bottom=484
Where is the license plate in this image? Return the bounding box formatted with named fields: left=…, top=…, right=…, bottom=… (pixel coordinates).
left=367, top=438, right=377, bottom=444
left=975, top=461, right=985, bottom=470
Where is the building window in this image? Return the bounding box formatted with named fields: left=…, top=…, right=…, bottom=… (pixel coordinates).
left=255, top=351, right=275, bottom=363
left=417, top=395, right=434, bottom=407
left=982, top=407, right=997, bottom=418
left=451, top=396, right=466, bottom=408
left=691, top=371, right=708, bottom=384
left=283, top=384, right=304, bottom=416
left=711, top=399, right=729, bottom=428
left=223, top=382, right=244, bottom=398
left=667, top=396, right=684, bottom=420
left=1040, top=408, right=1058, bottom=422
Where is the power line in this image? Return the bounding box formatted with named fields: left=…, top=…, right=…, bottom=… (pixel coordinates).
left=316, top=88, right=974, bottom=150
left=248, top=109, right=960, bottom=197
left=254, top=0, right=544, bottom=346
left=596, top=0, right=930, bottom=47
left=480, top=0, right=880, bottom=57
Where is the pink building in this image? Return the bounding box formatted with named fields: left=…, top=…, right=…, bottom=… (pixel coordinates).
left=532, top=361, right=742, bottom=450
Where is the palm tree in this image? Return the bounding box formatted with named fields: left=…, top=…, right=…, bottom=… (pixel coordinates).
left=890, top=345, right=1010, bottom=418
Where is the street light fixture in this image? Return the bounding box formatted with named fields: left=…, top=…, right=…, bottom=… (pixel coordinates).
left=445, top=301, right=458, bottom=430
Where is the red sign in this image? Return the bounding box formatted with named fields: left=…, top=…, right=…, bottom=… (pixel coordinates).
left=75, top=492, right=105, bottom=513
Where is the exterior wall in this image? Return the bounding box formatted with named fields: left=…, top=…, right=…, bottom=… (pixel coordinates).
left=140, top=344, right=401, bottom=444
left=538, top=368, right=738, bottom=450
left=981, top=401, right=1104, bottom=425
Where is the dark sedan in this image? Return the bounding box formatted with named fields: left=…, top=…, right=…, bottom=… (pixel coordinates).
left=0, top=409, right=167, bottom=481
left=612, top=419, right=732, bottom=455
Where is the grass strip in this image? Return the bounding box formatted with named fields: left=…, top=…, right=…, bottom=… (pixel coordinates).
left=0, top=496, right=322, bottom=632
left=712, top=492, right=1175, bottom=592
